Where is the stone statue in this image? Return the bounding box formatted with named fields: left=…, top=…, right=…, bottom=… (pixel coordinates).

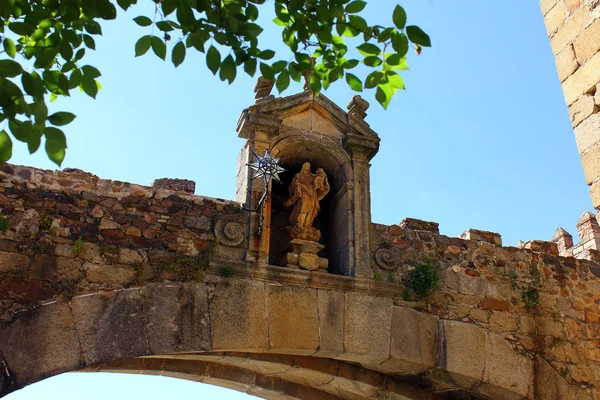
left=284, top=162, right=330, bottom=242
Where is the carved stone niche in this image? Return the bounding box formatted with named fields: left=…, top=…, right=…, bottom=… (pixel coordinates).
left=236, top=90, right=379, bottom=278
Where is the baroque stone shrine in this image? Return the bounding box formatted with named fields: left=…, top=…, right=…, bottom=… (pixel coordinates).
left=1, top=4, right=600, bottom=396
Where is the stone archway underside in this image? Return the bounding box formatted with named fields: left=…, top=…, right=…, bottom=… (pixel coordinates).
left=87, top=352, right=447, bottom=400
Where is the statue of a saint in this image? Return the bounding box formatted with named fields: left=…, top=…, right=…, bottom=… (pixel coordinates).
left=284, top=162, right=330, bottom=241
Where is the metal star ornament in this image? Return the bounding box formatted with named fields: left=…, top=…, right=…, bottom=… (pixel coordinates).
left=247, top=150, right=286, bottom=183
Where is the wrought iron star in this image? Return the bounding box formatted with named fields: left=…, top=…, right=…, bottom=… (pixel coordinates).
left=247, top=150, right=286, bottom=183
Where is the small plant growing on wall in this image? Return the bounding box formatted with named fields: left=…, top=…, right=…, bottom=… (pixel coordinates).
left=219, top=265, right=235, bottom=278
left=0, top=215, right=7, bottom=232
left=39, top=214, right=52, bottom=232
left=408, top=257, right=440, bottom=299
left=72, top=237, right=84, bottom=255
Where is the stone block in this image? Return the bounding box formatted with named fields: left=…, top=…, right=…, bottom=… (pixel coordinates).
left=575, top=112, right=600, bottom=154
left=267, top=285, right=319, bottom=354
left=210, top=280, right=268, bottom=351
left=315, top=289, right=344, bottom=357
left=341, top=293, right=392, bottom=364
left=55, top=257, right=81, bottom=280
left=381, top=307, right=438, bottom=374
left=562, top=50, right=600, bottom=105
left=570, top=95, right=597, bottom=128
left=0, top=303, right=81, bottom=386
left=534, top=355, right=579, bottom=399
left=490, top=312, right=519, bottom=332
left=565, top=0, right=583, bottom=12
left=84, top=263, right=136, bottom=284
left=574, top=17, right=600, bottom=63
left=0, top=251, right=29, bottom=274
left=481, top=297, right=510, bottom=311
left=143, top=283, right=211, bottom=354
left=119, top=248, right=143, bottom=265
left=536, top=316, right=565, bottom=337
left=540, top=0, right=559, bottom=16
left=71, top=289, right=148, bottom=365
left=591, top=180, right=600, bottom=210
left=550, top=6, right=591, bottom=54
left=184, top=215, right=211, bottom=231
left=545, top=2, right=567, bottom=36
left=440, top=320, right=486, bottom=388
left=479, top=333, right=533, bottom=399
left=580, top=144, right=600, bottom=184
left=556, top=45, right=579, bottom=82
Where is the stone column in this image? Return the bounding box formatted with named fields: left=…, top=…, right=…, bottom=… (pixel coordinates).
left=540, top=0, right=600, bottom=209
left=236, top=110, right=281, bottom=264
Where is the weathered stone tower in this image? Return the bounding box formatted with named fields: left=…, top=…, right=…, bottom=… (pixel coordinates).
left=540, top=0, right=600, bottom=208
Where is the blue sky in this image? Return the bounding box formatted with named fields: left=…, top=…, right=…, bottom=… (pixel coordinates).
left=5, top=0, right=594, bottom=399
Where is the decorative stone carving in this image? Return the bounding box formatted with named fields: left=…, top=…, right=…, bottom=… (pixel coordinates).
left=284, top=162, right=330, bottom=242
left=214, top=219, right=245, bottom=247
left=374, top=247, right=399, bottom=271
left=283, top=239, right=328, bottom=272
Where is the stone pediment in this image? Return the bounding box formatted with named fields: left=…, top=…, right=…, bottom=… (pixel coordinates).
left=237, top=90, right=380, bottom=153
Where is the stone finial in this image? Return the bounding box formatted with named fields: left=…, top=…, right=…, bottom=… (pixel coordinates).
left=152, top=178, right=195, bottom=194
left=400, top=218, right=439, bottom=234
left=346, top=95, right=370, bottom=120
left=552, top=227, right=574, bottom=255
left=254, top=77, right=275, bottom=100
left=576, top=211, right=600, bottom=242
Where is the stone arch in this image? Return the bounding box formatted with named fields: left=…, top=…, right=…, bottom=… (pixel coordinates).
left=0, top=277, right=572, bottom=400
left=268, top=130, right=355, bottom=275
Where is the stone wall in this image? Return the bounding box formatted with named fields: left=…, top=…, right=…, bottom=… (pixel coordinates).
left=540, top=0, right=600, bottom=209
left=0, top=163, right=248, bottom=317
left=2, top=164, right=600, bottom=398
left=370, top=217, right=600, bottom=397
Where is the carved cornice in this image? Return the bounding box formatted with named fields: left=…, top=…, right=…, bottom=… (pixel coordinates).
left=237, top=110, right=282, bottom=139
left=343, top=132, right=380, bottom=162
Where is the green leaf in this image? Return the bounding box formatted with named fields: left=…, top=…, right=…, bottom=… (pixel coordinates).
left=276, top=70, right=290, bottom=93
left=156, top=21, right=174, bottom=32
left=345, top=1, right=366, bottom=13
left=13, top=121, right=31, bottom=142
left=391, top=33, right=409, bottom=57
left=244, top=58, right=257, bottom=77
left=133, top=16, right=153, bottom=26
left=385, top=54, right=408, bottom=70
left=48, top=112, right=76, bottom=126
left=83, top=34, right=96, bottom=50
left=8, top=22, right=35, bottom=36
left=258, top=50, right=275, bottom=60
left=135, top=35, right=152, bottom=57
left=392, top=5, right=407, bottom=30
left=43, top=70, right=69, bottom=95
left=45, top=127, right=66, bottom=166
left=85, top=21, right=102, bottom=35
left=0, top=60, right=23, bottom=78
left=161, top=0, right=177, bottom=16
left=59, top=40, right=74, bottom=60
left=342, top=59, right=359, bottom=69
left=3, top=38, right=16, bottom=59
left=259, top=62, right=274, bottom=80
left=206, top=45, right=221, bottom=75
left=82, top=75, right=98, bottom=99
left=272, top=61, right=287, bottom=73
left=289, top=63, right=301, bottom=82
left=364, top=71, right=383, bottom=89
left=386, top=71, right=405, bottom=89
left=356, top=43, right=380, bottom=56
left=117, top=0, right=134, bottom=11
left=406, top=26, right=431, bottom=47
left=309, top=74, right=321, bottom=93
left=246, top=4, right=258, bottom=21
left=172, top=41, right=186, bottom=67
left=376, top=84, right=392, bottom=109
left=151, top=36, right=166, bottom=60
left=363, top=56, right=382, bottom=67
left=219, top=55, right=236, bottom=84
left=348, top=15, right=367, bottom=32
left=81, top=65, right=101, bottom=79
left=28, top=124, right=43, bottom=154
left=22, top=72, right=44, bottom=99
left=0, top=130, right=12, bottom=164
left=345, top=73, right=362, bottom=92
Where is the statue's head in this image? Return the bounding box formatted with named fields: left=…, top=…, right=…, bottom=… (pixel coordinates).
left=301, top=162, right=311, bottom=172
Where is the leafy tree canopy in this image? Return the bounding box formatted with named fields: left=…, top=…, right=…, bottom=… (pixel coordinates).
left=0, top=0, right=430, bottom=166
